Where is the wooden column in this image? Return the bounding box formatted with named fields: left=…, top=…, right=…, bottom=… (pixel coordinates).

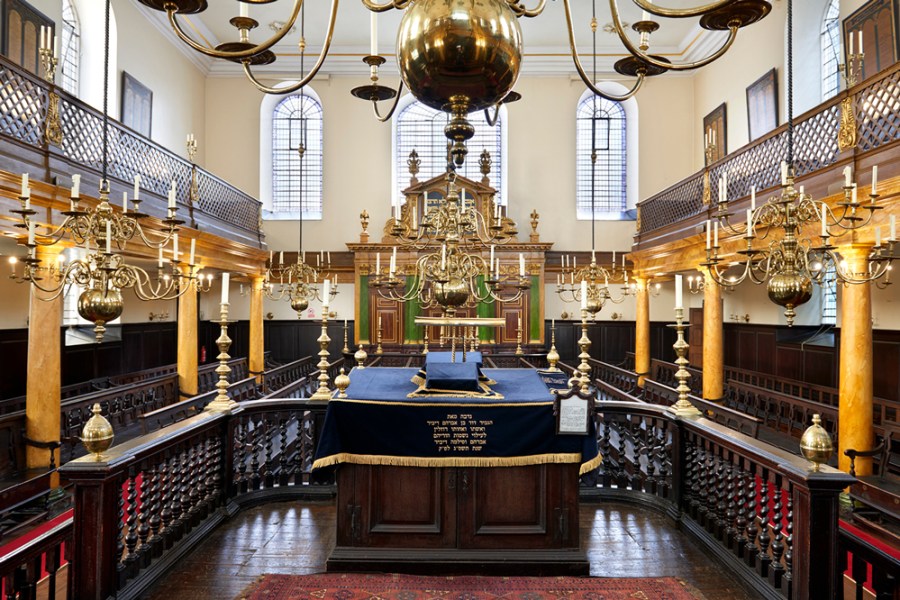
left=701, top=267, right=723, bottom=402
left=25, top=246, right=64, bottom=471
left=837, top=245, right=874, bottom=475
left=635, top=276, right=650, bottom=387
left=249, top=275, right=265, bottom=384
left=177, top=271, right=199, bottom=398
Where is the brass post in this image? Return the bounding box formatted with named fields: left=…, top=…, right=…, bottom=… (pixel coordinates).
left=546, top=320, right=560, bottom=371
left=205, top=303, right=238, bottom=412
left=376, top=317, right=383, bottom=354
left=310, top=311, right=333, bottom=402
left=342, top=320, right=350, bottom=354
left=515, top=316, right=524, bottom=355
left=570, top=309, right=591, bottom=392
left=668, top=307, right=701, bottom=416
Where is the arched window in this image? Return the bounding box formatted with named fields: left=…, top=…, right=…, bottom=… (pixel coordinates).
left=269, top=92, right=323, bottom=219
left=393, top=95, right=506, bottom=205
left=576, top=93, right=628, bottom=220
left=820, top=0, right=841, bottom=101
left=60, top=0, right=80, bottom=96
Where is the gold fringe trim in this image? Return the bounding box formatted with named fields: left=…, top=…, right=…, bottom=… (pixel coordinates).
left=312, top=452, right=590, bottom=471
left=330, top=398, right=553, bottom=408
left=579, top=453, right=603, bottom=476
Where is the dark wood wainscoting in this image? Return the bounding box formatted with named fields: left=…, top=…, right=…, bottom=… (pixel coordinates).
left=545, top=321, right=678, bottom=365
left=0, top=322, right=179, bottom=399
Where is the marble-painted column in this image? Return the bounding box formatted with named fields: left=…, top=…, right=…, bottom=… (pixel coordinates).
left=701, top=267, right=723, bottom=402
left=249, top=275, right=265, bottom=384
left=177, top=271, right=199, bottom=398
left=635, top=276, right=650, bottom=387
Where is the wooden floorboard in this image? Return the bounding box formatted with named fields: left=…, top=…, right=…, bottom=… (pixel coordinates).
left=136, top=500, right=759, bottom=600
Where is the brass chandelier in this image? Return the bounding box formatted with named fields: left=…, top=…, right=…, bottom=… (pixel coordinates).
left=370, top=167, right=529, bottom=316
left=140, top=0, right=770, bottom=166
left=702, top=0, right=894, bottom=326
left=8, top=0, right=211, bottom=342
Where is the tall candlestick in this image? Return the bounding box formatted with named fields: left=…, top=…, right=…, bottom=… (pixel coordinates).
left=189, top=238, right=196, bottom=265
left=221, top=272, right=230, bottom=304
left=580, top=280, right=587, bottom=310
left=675, top=274, right=683, bottom=309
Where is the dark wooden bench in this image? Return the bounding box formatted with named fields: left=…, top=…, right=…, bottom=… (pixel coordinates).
left=642, top=379, right=761, bottom=438
left=140, top=376, right=261, bottom=434
left=261, top=357, right=315, bottom=395
left=0, top=416, right=58, bottom=543
left=846, top=429, right=900, bottom=539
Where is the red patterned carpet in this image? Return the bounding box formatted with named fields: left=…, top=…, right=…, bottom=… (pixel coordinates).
left=238, top=573, right=707, bottom=600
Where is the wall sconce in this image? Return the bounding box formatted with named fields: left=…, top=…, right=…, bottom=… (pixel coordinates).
left=729, top=313, right=750, bottom=323
left=148, top=311, right=169, bottom=321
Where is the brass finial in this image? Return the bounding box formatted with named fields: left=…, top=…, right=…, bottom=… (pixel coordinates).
left=354, top=344, right=368, bottom=369
left=407, top=150, right=421, bottom=184
left=800, top=414, right=833, bottom=472
left=82, top=403, right=114, bottom=461
left=335, top=367, right=351, bottom=398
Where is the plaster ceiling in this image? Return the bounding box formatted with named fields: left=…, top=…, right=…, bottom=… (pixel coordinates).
left=139, top=0, right=732, bottom=77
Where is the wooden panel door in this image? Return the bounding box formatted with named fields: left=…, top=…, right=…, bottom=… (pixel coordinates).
left=372, top=294, right=403, bottom=347
left=457, top=464, right=577, bottom=549
left=499, top=294, right=526, bottom=346
left=337, top=465, right=456, bottom=549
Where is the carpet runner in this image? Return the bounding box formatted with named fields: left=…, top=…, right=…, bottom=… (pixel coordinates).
left=238, top=573, right=707, bottom=600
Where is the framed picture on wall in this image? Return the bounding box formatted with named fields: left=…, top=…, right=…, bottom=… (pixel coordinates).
left=746, top=68, right=778, bottom=142
left=843, top=0, right=899, bottom=81
left=121, top=72, right=152, bottom=138
left=702, top=103, right=727, bottom=165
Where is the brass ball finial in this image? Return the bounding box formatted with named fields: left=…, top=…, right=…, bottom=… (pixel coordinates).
left=354, top=344, right=368, bottom=369
left=800, top=414, right=833, bottom=472
left=82, top=403, right=114, bottom=461
left=335, top=367, right=351, bottom=398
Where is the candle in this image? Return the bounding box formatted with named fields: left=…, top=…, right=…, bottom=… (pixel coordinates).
left=622, top=254, right=626, bottom=269
left=441, top=244, right=446, bottom=270
left=53, top=35, right=58, bottom=59
left=714, top=221, right=719, bottom=247
left=72, top=174, right=81, bottom=198
left=859, top=30, right=863, bottom=54
left=391, top=246, right=397, bottom=272
left=852, top=184, right=858, bottom=205
left=706, top=220, right=711, bottom=249
left=843, top=165, right=852, bottom=187
left=573, top=256, right=577, bottom=271
left=490, top=245, right=495, bottom=273
left=581, top=280, right=587, bottom=310
left=746, top=209, right=753, bottom=238
left=323, top=279, right=330, bottom=307
left=27, top=221, right=34, bottom=245
left=189, top=238, right=196, bottom=265
left=722, top=171, right=728, bottom=203
left=495, top=257, right=500, bottom=278
left=821, top=204, right=828, bottom=237
left=781, top=161, right=788, bottom=185
left=158, top=246, right=163, bottom=268
left=133, top=174, right=140, bottom=200
left=327, top=251, right=331, bottom=265
left=168, top=187, right=176, bottom=209
left=519, top=253, right=525, bottom=276
left=239, top=2, right=249, bottom=17
left=105, top=221, right=111, bottom=253
left=20, top=173, right=28, bottom=197
left=280, top=251, right=284, bottom=264
left=551, top=318, right=555, bottom=329
left=675, top=274, right=683, bottom=309
left=875, top=226, right=882, bottom=247
left=891, top=215, right=896, bottom=241
left=849, top=29, right=855, bottom=55
left=872, top=165, right=878, bottom=195
left=173, top=234, right=179, bottom=260
left=40, top=26, right=46, bottom=51
left=370, top=11, right=378, bottom=56
left=122, top=192, right=128, bottom=212
left=375, top=252, right=381, bottom=273
left=612, top=250, right=616, bottom=266
left=221, top=272, right=230, bottom=304
left=560, top=255, right=564, bottom=269
left=750, top=186, right=756, bottom=211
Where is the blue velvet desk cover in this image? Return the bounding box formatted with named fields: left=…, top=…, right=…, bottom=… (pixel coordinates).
left=311, top=367, right=600, bottom=475
left=426, top=351, right=483, bottom=367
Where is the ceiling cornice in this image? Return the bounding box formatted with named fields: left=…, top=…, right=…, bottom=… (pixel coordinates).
left=130, top=0, right=216, bottom=75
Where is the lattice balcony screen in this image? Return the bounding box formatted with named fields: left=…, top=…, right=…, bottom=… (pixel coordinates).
left=395, top=100, right=503, bottom=203
left=576, top=95, right=626, bottom=219
left=61, top=0, right=80, bottom=97
left=272, top=94, right=323, bottom=218
left=821, top=0, right=841, bottom=101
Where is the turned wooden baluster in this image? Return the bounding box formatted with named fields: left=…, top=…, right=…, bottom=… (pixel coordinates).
left=724, top=456, right=737, bottom=548
left=116, top=473, right=126, bottom=579
left=744, top=463, right=760, bottom=567
left=236, top=421, right=249, bottom=494
left=782, top=487, right=794, bottom=595
left=696, top=444, right=709, bottom=522
left=715, top=450, right=729, bottom=539
left=279, top=415, right=290, bottom=486
left=769, top=475, right=785, bottom=588
left=757, top=468, right=772, bottom=577
left=189, top=443, right=203, bottom=524
left=733, top=459, right=749, bottom=558
left=264, top=418, right=275, bottom=488
left=138, top=464, right=154, bottom=565
left=177, top=447, right=191, bottom=534
left=149, top=459, right=164, bottom=555
left=250, top=418, right=262, bottom=490
left=124, top=467, right=139, bottom=575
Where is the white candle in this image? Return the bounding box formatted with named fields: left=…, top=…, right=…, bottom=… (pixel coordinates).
left=675, top=274, right=683, bottom=309
left=622, top=254, right=626, bottom=269
left=27, top=221, right=34, bottom=245
left=872, top=165, right=878, bottom=195
left=72, top=174, right=81, bottom=198
left=573, top=256, right=577, bottom=271
left=53, top=35, right=58, bottom=59
left=850, top=29, right=855, bottom=55
left=519, top=253, right=525, bottom=276
left=370, top=11, right=378, bottom=56
left=40, top=26, right=45, bottom=51
left=859, top=30, right=863, bottom=54
left=875, top=226, right=882, bottom=247
left=133, top=174, right=140, bottom=201
left=239, top=2, right=249, bottom=17
left=490, top=245, right=495, bottom=273
left=843, top=165, right=852, bottom=187
left=322, top=279, right=331, bottom=308
left=560, top=255, right=564, bottom=270
left=173, top=234, right=179, bottom=260
left=375, top=252, right=381, bottom=273
left=495, top=257, right=500, bottom=278
left=20, top=173, right=28, bottom=196
left=852, top=184, right=858, bottom=205
left=189, top=238, right=196, bottom=265
left=592, top=249, right=596, bottom=263
left=706, top=220, right=711, bottom=249
left=750, top=186, right=756, bottom=211
left=891, top=215, right=896, bottom=241
left=279, top=251, right=284, bottom=264
left=821, top=204, right=828, bottom=237
left=327, top=251, right=331, bottom=265
left=714, top=221, right=719, bottom=247
left=105, top=221, right=111, bottom=253
left=746, top=209, right=753, bottom=238
left=168, top=188, right=176, bottom=209
left=441, top=244, right=446, bottom=270
left=122, top=192, right=128, bottom=212
left=391, top=246, right=397, bottom=272
left=158, top=246, right=163, bottom=268
left=781, top=161, right=788, bottom=185
left=612, top=250, right=616, bottom=266
left=722, top=171, right=728, bottom=203
left=221, top=272, right=230, bottom=304
left=581, top=280, right=587, bottom=310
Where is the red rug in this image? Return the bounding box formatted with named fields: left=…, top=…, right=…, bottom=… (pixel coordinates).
left=238, top=573, right=706, bottom=600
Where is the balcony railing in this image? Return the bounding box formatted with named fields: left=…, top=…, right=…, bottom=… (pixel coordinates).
left=0, top=54, right=263, bottom=248
left=636, top=62, right=900, bottom=243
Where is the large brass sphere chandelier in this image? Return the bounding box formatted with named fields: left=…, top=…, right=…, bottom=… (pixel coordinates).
left=370, top=167, right=529, bottom=316
left=140, top=0, right=770, bottom=166
left=701, top=0, right=894, bottom=326
left=8, top=0, right=212, bottom=342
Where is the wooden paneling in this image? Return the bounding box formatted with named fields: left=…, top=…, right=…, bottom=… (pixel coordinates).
left=689, top=307, right=703, bottom=368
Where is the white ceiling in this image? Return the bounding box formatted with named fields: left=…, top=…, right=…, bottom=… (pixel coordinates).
left=137, top=0, right=732, bottom=77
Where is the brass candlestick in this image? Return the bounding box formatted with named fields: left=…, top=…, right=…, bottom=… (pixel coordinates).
left=546, top=321, right=560, bottom=372
left=515, top=317, right=524, bottom=355
left=342, top=320, right=350, bottom=354
left=354, top=344, right=368, bottom=369
left=423, top=325, right=430, bottom=354
left=376, top=318, right=383, bottom=354
left=668, top=307, right=701, bottom=416
left=206, top=303, right=238, bottom=412
left=310, top=309, right=333, bottom=402
left=569, top=309, right=591, bottom=392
